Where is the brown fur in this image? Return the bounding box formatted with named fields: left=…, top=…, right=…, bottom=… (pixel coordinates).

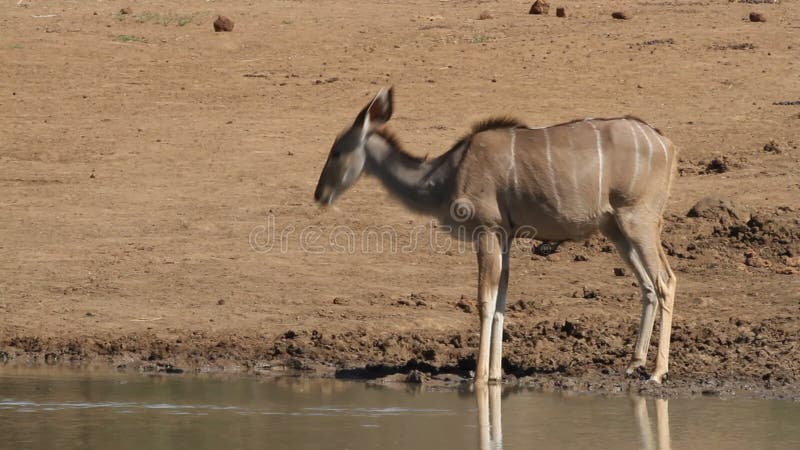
left=373, top=128, right=427, bottom=162
left=470, top=117, right=526, bottom=134
left=545, top=115, right=663, bottom=135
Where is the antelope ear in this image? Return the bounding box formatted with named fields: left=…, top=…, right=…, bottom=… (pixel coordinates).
left=366, top=87, right=393, bottom=126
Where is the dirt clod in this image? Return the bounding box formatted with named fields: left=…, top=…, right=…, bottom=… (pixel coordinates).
left=556, top=7, right=566, bottom=18
left=283, top=330, right=297, bottom=339
left=687, top=197, right=750, bottom=222
left=582, top=287, right=599, bottom=299
left=749, top=12, right=766, bottom=22
left=455, top=297, right=472, bottom=313
left=478, top=11, right=493, bottom=20
left=763, top=141, right=782, bottom=153
left=119, top=7, right=132, bottom=15
left=213, top=15, right=234, bottom=32
left=613, top=267, right=626, bottom=277
left=529, top=0, right=550, bottom=15
left=704, top=157, right=730, bottom=174
left=533, top=241, right=560, bottom=256
left=611, top=12, right=629, bottom=20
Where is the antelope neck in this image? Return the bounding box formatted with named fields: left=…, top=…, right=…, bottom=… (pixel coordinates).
left=362, top=131, right=452, bottom=214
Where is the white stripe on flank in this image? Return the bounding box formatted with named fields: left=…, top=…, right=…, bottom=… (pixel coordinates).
left=587, top=121, right=604, bottom=210
left=565, top=132, right=581, bottom=209
left=653, top=130, right=669, bottom=165
left=625, top=119, right=641, bottom=193
left=543, top=128, right=561, bottom=210
left=633, top=121, right=653, bottom=176
left=508, top=128, right=518, bottom=191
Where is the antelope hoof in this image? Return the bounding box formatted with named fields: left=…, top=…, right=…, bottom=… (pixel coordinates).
left=625, top=360, right=646, bottom=375
left=649, top=372, right=667, bottom=384
left=474, top=373, right=489, bottom=385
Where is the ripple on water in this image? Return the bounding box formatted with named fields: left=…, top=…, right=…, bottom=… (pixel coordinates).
left=0, top=399, right=450, bottom=418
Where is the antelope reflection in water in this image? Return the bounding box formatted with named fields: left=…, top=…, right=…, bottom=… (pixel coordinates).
left=631, top=395, right=672, bottom=450
left=474, top=384, right=672, bottom=450
left=475, top=384, right=503, bottom=450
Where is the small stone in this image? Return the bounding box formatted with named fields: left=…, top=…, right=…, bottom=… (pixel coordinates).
left=613, top=267, right=626, bottom=277
left=478, top=11, right=493, bottom=20
left=213, top=15, right=234, bottom=32
left=217, top=299, right=225, bottom=305
left=749, top=12, right=766, bottom=22
left=529, top=0, right=550, bottom=15
left=455, top=297, right=472, bottom=313
left=763, top=140, right=782, bottom=153
left=556, top=7, right=566, bottom=17
left=611, top=11, right=629, bottom=20
left=573, top=254, right=589, bottom=262
left=120, top=7, right=133, bottom=15
left=784, top=257, right=800, bottom=268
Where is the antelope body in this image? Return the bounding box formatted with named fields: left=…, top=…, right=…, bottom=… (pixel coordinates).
left=315, top=88, right=677, bottom=383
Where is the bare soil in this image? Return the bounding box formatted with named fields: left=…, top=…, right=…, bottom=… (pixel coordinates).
left=1, top=0, right=799, bottom=399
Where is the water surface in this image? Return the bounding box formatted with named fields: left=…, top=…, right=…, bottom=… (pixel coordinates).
left=0, top=368, right=798, bottom=450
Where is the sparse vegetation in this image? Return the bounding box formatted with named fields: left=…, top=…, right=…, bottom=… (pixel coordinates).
left=115, top=34, right=146, bottom=43
left=470, top=34, right=492, bottom=44
left=115, top=11, right=197, bottom=26
left=710, top=42, right=756, bottom=50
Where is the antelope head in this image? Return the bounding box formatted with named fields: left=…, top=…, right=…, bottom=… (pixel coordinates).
left=314, top=87, right=393, bottom=205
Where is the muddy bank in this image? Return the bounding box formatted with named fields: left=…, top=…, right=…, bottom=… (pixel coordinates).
left=2, top=309, right=798, bottom=401
left=2, top=205, right=799, bottom=400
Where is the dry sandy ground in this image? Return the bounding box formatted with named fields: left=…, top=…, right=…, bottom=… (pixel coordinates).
left=1, top=0, right=799, bottom=399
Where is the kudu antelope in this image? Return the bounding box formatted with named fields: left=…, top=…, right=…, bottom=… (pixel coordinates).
left=314, top=88, right=677, bottom=383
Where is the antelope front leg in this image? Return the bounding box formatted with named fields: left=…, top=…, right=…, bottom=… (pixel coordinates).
left=489, top=248, right=510, bottom=381
left=475, top=232, right=502, bottom=384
